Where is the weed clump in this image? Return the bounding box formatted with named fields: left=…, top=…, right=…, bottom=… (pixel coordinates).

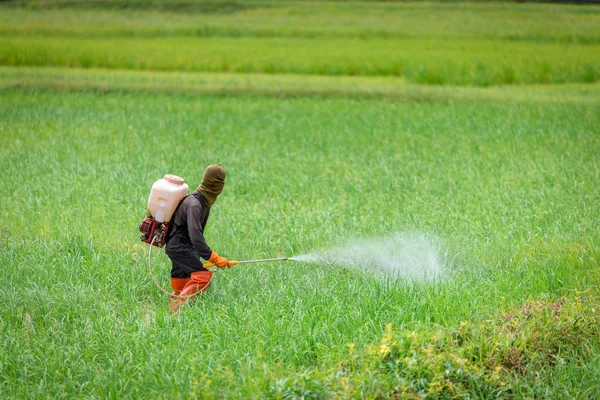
left=267, top=290, right=600, bottom=398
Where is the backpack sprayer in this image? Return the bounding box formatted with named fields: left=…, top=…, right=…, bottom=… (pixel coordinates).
left=139, top=174, right=189, bottom=248
left=140, top=174, right=289, bottom=297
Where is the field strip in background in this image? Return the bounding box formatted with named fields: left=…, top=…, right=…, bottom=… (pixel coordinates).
left=2, top=66, right=600, bottom=103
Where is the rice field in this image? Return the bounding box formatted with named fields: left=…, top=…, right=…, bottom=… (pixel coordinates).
left=1, top=1, right=599, bottom=398
left=1, top=1, right=599, bottom=85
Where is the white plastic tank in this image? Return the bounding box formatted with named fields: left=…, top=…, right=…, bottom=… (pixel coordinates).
left=147, top=174, right=189, bottom=223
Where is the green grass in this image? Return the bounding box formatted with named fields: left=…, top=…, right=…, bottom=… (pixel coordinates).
left=1, top=87, right=599, bottom=397
left=1, top=1, right=599, bottom=85
left=3, top=66, right=600, bottom=103
left=3, top=1, right=600, bottom=41
left=2, top=35, right=599, bottom=85
left=2, top=0, right=600, bottom=397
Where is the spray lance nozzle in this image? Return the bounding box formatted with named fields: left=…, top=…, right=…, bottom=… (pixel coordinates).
left=203, top=257, right=289, bottom=268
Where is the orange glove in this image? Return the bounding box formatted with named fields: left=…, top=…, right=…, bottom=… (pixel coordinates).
left=208, top=250, right=231, bottom=268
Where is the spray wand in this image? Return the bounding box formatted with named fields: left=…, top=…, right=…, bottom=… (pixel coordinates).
left=203, top=257, right=288, bottom=268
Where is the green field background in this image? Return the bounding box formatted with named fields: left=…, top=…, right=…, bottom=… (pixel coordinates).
left=1, top=1, right=600, bottom=85
left=1, top=1, right=600, bottom=398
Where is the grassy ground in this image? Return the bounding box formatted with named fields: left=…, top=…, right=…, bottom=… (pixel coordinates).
left=1, top=88, right=599, bottom=398
left=1, top=0, right=600, bottom=398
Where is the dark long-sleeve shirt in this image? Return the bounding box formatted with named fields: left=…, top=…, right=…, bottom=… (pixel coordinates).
left=165, top=192, right=213, bottom=260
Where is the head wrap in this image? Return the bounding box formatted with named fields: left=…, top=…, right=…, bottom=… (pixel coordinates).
left=197, top=164, right=226, bottom=206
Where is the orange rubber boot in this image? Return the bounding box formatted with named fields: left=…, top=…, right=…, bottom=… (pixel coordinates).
left=171, top=278, right=190, bottom=295
left=170, top=277, right=190, bottom=312
left=170, top=271, right=213, bottom=312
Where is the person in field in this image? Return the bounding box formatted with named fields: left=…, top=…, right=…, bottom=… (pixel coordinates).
left=165, top=163, right=232, bottom=311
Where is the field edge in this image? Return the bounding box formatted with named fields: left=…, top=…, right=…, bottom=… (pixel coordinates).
left=2, top=66, right=600, bottom=103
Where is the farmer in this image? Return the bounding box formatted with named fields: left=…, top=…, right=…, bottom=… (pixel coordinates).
left=165, top=163, right=232, bottom=311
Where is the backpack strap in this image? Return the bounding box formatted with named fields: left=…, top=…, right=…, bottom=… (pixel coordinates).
left=164, top=194, right=190, bottom=245
left=192, top=192, right=206, bottom=207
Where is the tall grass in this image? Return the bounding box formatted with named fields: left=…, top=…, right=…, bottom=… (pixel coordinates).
left=3, top=66, right=600, bottom=104
left=1, top=1, right=599, bottom=85
left=1, top=1, right=599, bottom=397
left=1, top=35, right=599, bottom=85
left=2, top=2, right=600, bottom=41
left=1, top=88, right=599, bottom=397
